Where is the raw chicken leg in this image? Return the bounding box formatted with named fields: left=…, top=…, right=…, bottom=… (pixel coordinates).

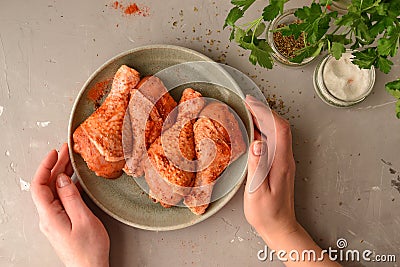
left=145, top=88, right=205, bottom=207
left=73, top=65, right=140, bottom=178
left=123, top=76, right=177, bottom=177
left=184, top=102, right=246, bottom=215
left=137, top=76, right=178, bottom=129
left=198, top=102, right=246, bottom=161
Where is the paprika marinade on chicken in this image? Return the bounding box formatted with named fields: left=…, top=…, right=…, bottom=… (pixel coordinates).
left=123, top=76, right=177, bottom=177
left=73, top=65, right=140, bottom=178
left=145, top=88, right=205, bottom=207
left=184, top=102, right=246, bottom=215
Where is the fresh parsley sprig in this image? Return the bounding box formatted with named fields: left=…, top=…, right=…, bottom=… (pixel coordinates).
left=385, top=79, right=400, bottom=118
left=223, top=0, right=288, bottom=68
left=224, top=0, right=400, bottom=118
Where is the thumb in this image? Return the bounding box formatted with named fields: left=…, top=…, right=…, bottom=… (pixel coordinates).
left=247, top=139, right=269, bottom=194
left=56, top=173, right=91, bottom=222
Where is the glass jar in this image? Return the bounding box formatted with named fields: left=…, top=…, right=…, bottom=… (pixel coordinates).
left=313, top=52, right=375, bottom=107
left=331, top=0, right=351, bottom=12
left=266, top=8, right=318, bottom=67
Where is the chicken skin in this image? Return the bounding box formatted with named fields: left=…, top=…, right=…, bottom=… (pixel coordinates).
left=74, top=64, right=246, bottom=215
left=123, top=76, right=177, bottom=177
left=73, top=127, right=126, bottom=178
left=137, top=76, right=178, bottom=129
left=73, top=65, right=140, bottom=178
left=184, top=102, right=246, bottom=215
left=145, top=88, right=205, bottom=207
left=197, top=102, right=247, bottom=161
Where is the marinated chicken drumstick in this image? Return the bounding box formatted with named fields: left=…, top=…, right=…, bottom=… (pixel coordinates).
left=123, top=76, right=177, bottom=177
left=73, top=65, right=140, bottom=178
left=184, top=102, right=246, bottom=215
left=144, top=88, right=205, bottom=207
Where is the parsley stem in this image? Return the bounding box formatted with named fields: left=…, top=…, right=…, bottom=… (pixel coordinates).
left=251, top=17, right=263, bottom=44
left=241, top=16, right=263, bottom=28
left=361, top=0, right=380, bottom=12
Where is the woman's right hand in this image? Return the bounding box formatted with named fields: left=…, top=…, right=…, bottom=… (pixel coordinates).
left=244, top=95, right=340, bottom=266
left=244, top=95, right=298, bottom=246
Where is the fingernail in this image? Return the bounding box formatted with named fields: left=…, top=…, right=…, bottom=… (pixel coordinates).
left=252, top=140, right=266, bottom=156
left=57, top=173, right=71, bottom=188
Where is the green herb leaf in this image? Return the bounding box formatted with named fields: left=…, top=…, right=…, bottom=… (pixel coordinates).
left=291, top=4, right=336, bottom=46
left=331, top=42, right=345, bottom=60
left=248, top=40, right=274, bottom=69
left=356, top=21, right=374, bottom=45
left=254, top=22, right=266, bottom=37
left=326, top=34, right=352, bottom=45
left=387, top=1, right=400, bottom=18
left=295, top=3, right=322, bottom=21
left=238, top=35, right=253, bottom=50
left=262, top=0, right=287, bottom=21
left=352, top=49, right=377, bottom=69
left=262, top=5, right=280, bottom=21
left=385, top=79, right=400, bottom=99
left=281, top=22, right=307, bottom=39
left=317, top=12, right=337, bottom=40
left=377, top=28, right=400, bottom=57
left=370, top=17, right=394, bottom=38
left=376, top=56, right=393, bottom=74
left=234, top=27, right=246, bottom=42
left=229, top=27, right=236, bottom=41
left=290, top=42, right=323, bottom=63
left=375, top=3, right=387, bottom=16
left=385, top=80, right=400, bottom=119
left=351, top=0, right=376, bottom=10
left=335, top=13, right=357, bottom=27
left=377, top=38, right=393, bottom=56
left=231, top=0, right=256, bottom=11
left=224, top=7, right=244, bottom=28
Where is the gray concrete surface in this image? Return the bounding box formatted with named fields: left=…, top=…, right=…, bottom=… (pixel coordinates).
left=1, top=0, right=399, bottom=266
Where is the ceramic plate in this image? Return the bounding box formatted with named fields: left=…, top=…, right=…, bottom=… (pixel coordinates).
left=68, top=45, right=253, bottom=231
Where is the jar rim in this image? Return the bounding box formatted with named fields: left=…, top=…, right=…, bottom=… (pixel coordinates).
left=331, top=0, right=351, bottom=11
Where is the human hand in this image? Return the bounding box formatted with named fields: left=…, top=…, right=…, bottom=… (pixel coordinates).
left=31, top=143, right=110, bottom=267
left=244, top=96, right=339, bottom=266
left=244, top=95, right=298, bottom=247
